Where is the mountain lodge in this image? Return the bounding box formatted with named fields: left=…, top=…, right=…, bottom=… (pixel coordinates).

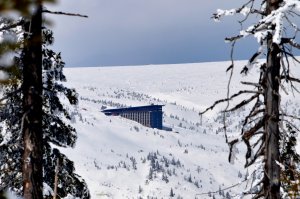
left=102, top=105, right=163, bottom=130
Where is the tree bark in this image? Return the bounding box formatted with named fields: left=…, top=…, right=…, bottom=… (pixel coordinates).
left=22, top=5, right=43, bottom=199
left=53, top=158, right=59, bottom=199
left=263, top=0, right=283, bottom=198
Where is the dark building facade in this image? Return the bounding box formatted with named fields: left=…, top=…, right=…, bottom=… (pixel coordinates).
left=102, top=105, right=163, bottom=129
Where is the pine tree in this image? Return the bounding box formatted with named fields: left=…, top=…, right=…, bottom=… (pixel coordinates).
left=138, top=185, right=143, bottom=194
left=170, top=188, right=175, bottom=197
left=201, top=0, right=300, bottom=198
left=0, top=5, right=89, bottom=199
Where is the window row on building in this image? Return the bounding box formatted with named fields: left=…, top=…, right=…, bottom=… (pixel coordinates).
left=120, top=111, right=151, bottom=127
left=102, top=105, right=164, bottom=129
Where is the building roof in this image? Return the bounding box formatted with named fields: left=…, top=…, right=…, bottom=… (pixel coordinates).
left=101, top=105, right=164, bottom=114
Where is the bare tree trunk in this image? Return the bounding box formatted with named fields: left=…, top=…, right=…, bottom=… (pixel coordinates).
left=263, top=1, right=283, bottom=198
left=22, top=4, right=43, bottom=199
left=53, top=158, right=59, bottom=199
left=263, top=41, right=281, bottom=199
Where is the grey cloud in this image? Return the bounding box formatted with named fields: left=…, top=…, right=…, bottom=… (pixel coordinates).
left=45, top=1, right=260, bottom=67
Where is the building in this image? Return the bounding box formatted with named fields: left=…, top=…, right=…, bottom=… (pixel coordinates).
left=102, top=105, right=163, bottom=129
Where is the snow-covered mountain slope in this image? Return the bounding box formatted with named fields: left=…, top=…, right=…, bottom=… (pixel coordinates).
left=61, top=60, right=300, bottom=199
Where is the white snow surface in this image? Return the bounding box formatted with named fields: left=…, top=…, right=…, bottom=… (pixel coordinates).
left=57, top=59, right=300, bottom=198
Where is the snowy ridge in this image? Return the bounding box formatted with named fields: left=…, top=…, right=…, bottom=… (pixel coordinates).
left=60, top=60, right=300, bottom=199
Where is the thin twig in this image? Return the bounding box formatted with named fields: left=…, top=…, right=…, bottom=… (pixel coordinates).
left=241, top=81, right=261, bottom=87
left=281, top=114, right=300, bottom=121
left=223, top=41, right=237, bottom=143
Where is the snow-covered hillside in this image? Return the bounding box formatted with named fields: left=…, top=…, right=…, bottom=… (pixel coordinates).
left=60, top=60, right=300, bottom=199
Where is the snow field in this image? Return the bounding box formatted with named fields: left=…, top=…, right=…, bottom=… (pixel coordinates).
left=60, top=59, right=300, bottom=198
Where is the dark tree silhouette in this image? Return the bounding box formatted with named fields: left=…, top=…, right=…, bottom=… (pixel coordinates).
left=0, top=1, right=89, bottom=198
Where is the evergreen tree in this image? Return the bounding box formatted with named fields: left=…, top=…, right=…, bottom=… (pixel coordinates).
left=0, top=6, right=89, bottom=199
left=202, top=0, right=300, bottom=198
left=170, top=188, right=175, bottom=197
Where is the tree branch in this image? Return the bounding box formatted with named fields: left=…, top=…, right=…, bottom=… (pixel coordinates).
left=42, top=9, right=88, bottom=18
left=241, top=81, right=261, bottom=87
left=225, top=35, right=243, bottom=42
left=224, top=93, right=260, bottom=112
left=245, top=142, right=264, bottom=168
left=200, top=91, right=261, bottom=115
left=281, top=76, right=300, bottom=84
left=243, top=116, right=265, bottom=140
left=281, top=38, right=300, bottom=49
left=228, top=138, right=239, bottom=162
left=242, top=99, right=264, bottom=134
left=0, top=20, right=24, bottom=32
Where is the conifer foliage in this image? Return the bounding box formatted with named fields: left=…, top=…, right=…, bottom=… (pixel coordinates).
left=0, top=3, right=89, bottom=199
left=201, top=0, right=300, bottom=198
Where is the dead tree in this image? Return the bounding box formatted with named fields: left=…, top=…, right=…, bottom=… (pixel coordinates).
left=263, top=1, right=282, bottom=198
left=202, top=0, right=300, bottom=198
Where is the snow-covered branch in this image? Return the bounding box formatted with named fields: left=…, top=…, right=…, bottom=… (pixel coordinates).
left=212, top=0, right=266, bottom=22
left=281, top=38, right=300, bottom=49
left=217, top=0, right=300, bottom=45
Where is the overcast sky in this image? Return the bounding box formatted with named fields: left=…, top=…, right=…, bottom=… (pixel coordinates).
left=44, top=1, right=296, bottom=67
